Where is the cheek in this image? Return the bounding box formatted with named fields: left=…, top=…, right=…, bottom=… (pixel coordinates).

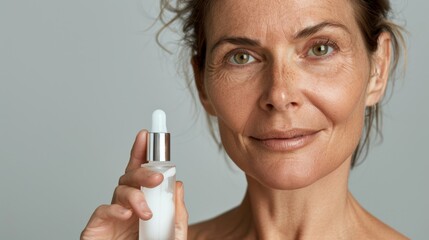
left=204, top=63, right=263, bottom=133
left=310, top=80, right=366, bottom=124
left=302, top=51, right=370, bottom=126
left=302, top=55, right=370, bottom=164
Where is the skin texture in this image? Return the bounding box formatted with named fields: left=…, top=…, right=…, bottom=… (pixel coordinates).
left=189, top=0, right=408, bottom=239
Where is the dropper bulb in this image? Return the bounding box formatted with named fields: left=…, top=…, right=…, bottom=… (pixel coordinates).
left=151, top=109, right=167, bottom=133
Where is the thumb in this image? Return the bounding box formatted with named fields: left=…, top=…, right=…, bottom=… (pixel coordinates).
left=175, top=181, right=188, bottom=240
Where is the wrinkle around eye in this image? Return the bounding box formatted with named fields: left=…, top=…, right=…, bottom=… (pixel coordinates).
left=205, top=60, right=262, bottom=86
left=206, top=61, right=235, bottom=85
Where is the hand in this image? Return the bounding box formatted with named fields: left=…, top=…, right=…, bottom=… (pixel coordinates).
left=81, top=130, right=188, bottom=240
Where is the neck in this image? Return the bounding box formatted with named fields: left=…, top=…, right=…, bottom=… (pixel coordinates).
left=235, top=158, right=360, bottom=240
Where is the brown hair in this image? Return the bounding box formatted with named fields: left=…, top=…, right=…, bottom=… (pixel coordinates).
left=158, top=0, right=406, bottom=167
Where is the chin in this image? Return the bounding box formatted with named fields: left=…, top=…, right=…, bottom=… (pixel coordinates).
left=246, top=152, right=353, bottom=191
left=246, top=157, right=330, bottom=190
left=255, top=171, right=320, bottom=190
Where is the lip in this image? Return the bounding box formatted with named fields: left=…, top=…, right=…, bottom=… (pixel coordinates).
left=250, top=129, right=320, bottom=151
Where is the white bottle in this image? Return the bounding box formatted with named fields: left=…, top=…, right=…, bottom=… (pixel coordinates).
left=139, top=109, right=176, bottom=240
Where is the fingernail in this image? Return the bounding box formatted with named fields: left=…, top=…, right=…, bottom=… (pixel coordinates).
left=142, top=211, right=152, bottom=218
left=149, top=172, right=162, bottom=179
left=140, top=202, right=152, bottom=217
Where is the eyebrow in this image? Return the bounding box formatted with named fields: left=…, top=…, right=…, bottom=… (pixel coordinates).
left=209, top=21, right=350, bottom=53
left=210, top=37, right=261, bottom=53
left=293, top=21, right=350, bottom=39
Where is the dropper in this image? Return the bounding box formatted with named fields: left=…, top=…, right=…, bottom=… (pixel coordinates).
left=147, top=109, right=170, bottom=162
left=151, top=109, right=167, bottom=133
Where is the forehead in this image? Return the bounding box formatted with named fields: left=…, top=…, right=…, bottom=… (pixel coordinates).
left=205, top=0, right=358, bottom=43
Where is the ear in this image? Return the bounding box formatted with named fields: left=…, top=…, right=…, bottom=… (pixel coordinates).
left=191, top=56, right=216, bottom=116
left=365, top=32, right=392, bottom=106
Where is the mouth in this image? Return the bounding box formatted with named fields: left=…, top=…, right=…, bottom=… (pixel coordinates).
left=250, top=129, right=320, bottom=151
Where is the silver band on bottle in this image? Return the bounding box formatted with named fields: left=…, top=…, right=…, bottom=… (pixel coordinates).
left=147, top=132, right=170, bottom=161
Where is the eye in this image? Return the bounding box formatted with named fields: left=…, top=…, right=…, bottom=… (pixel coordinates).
left=228, top=51, right=256, bottom=65
left=307, top=42, right=335, bottom=57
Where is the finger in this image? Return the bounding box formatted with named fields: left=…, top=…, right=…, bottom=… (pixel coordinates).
left=118, top=167, right=164, bottom=188
left=112, top=185, right=153, bottom=220
left=175, top=181, right=188, bottom=239
left=84, top=204, right=132, bottom=229
left=125, top=130, right=148, bottom=173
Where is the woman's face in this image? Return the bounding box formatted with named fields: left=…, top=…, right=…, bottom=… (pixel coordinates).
left=196, top=0, right=389, bottom=189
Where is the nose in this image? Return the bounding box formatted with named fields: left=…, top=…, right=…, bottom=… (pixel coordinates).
left=259, top=62, right=301, bottom=112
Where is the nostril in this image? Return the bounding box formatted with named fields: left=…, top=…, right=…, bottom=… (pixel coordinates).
left=259, top=84, right=301, bottom=111
left=290, top=102, right=299, bottom=107
left=264, top=101, right=299, bottom=112
left=266, top=103, right=274, bottom=111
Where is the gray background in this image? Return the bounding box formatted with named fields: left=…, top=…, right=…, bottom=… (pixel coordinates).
left=0, top=0, right=427, bottom=239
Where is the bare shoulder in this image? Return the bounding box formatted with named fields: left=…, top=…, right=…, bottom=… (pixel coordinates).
left=355, top=209, right=409, bottom=240
left=368, top=218, right=409, bottom=240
